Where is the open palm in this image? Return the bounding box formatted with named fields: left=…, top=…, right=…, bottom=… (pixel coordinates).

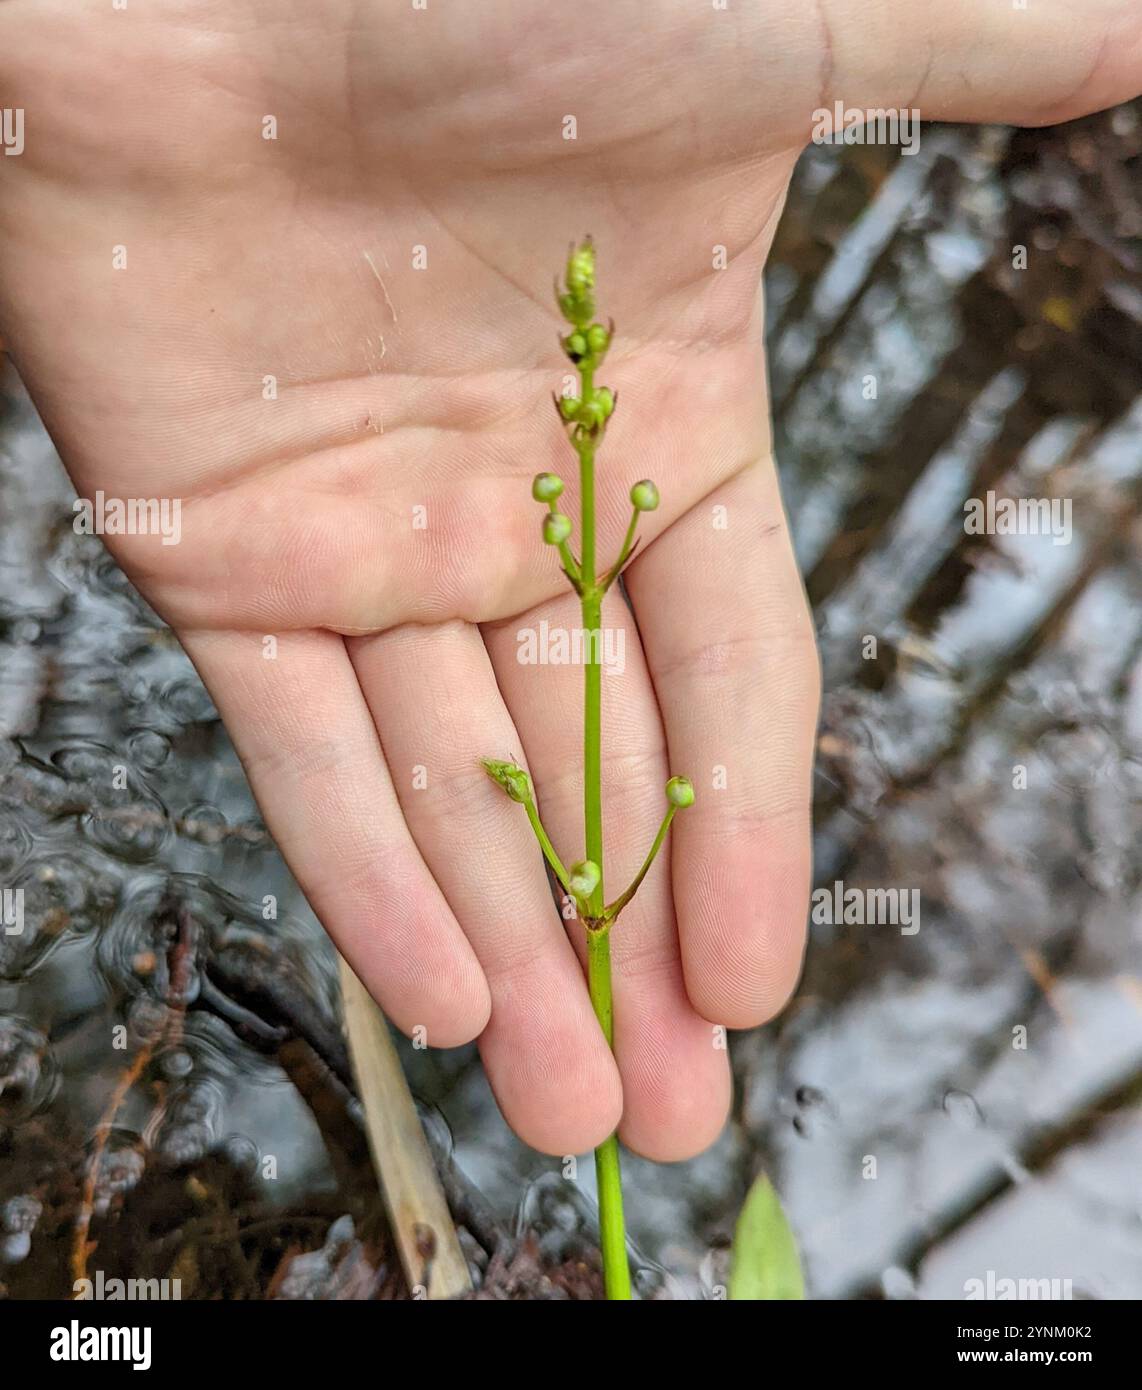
left=1, top=0, right=1138, bottom=1158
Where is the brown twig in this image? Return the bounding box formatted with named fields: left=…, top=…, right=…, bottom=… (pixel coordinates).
left=70, top=904, right=194, bottom=1288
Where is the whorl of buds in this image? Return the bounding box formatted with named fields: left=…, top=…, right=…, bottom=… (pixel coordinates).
left=562, top=322, right=611, bottom=367
left=575, top=388, right=614, bottom=430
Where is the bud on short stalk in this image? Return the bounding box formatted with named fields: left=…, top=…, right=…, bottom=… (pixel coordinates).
left=665, top=776, right=694, bottom=808
left=630, top=480, right=659, bottom=512
left=568, top=859, right=601, bottom=902
left=480, top=758, right=532, bottom=804
left=543, top=512, right=573, bottom=545
left=532, top=472, right=565, bottom=504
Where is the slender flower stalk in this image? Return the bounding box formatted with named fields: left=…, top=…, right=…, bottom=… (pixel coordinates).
left=480, top=758, right=571, bottom=893
left=481, top=240, right=693, bottom=1300
left=604, top=777, right=694, bottom=922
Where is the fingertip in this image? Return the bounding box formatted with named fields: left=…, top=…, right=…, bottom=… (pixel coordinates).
left=480, top=968, right=624, bottom=1156
left=619, top=1045, right=731, bottom=1162
left=381, top=965, right=492, bottom=1050
left=348, top=910, right=492, bottom=1049
left=496, top=1045, right=624, bottom=1157
left=679, top=822, right=809, bottom=1030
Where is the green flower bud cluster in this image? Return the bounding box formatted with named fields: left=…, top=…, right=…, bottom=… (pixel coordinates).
left=562, top=322, right=612, bottom=365
left=480, top=757, right=533, bottom=804
left=559, top=386, right=614, bottom=431
left=555, top=241, right=616, bottom=439
left=557, top=239, right=596, bottom=327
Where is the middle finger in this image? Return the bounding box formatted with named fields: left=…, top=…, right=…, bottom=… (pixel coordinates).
left=484, top=586, right=731, bottom=1161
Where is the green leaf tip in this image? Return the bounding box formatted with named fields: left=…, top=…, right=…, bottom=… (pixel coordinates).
left=728, top=1174, right=805, bottom=1301
left=480, top=757, right=532, bottom=804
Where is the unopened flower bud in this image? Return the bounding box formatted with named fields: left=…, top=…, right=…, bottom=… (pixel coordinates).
left=586, top=323, right=610, bottom=354
left=577, top=389, right=613, bottom=429
left=532, top=473, right=565, bottom=503
left=630, top=479, right=660, bottom=512
left=543, top=512, right=572, bottom=545
left=665, top=775, right=694, bottom=808
left=559, top=395, right=581, bottom=421
left=559, top=240, right=597, bottom=324
left=480, top=758, right=532, bottom=803
left=568, top=859, right=601, bottom=900
left=566, top=240, right=596, bottom=294
left=564, top=332, right=587, bottom=360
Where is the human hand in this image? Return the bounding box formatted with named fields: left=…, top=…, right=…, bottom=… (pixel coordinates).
left=0, top=0, right=1137, bottom=1158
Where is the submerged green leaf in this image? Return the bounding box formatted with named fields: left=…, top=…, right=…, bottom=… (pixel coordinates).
left=728, top=1174, right=805, bottom=1301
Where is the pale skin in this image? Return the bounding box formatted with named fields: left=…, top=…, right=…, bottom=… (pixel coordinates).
left=0, top=0, right=1138, bottom=1160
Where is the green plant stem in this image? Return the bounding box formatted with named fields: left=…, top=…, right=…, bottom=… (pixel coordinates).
left=578, top=368, right=632, bottom=1302
left=556, top=538, right=581, bottom=589
left=587, top=926, right=629, bottom=1299
left=601, top=505, right=639, bottom=590
left=522, top=798, right=571, bottom=894
left=578, top=371, right=603, bottom=905
left=604, top=805, right=676, bottom=922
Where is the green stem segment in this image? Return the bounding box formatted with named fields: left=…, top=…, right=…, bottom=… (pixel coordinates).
left=523, top=798, right=571, bottom=895
left=604, top=805, right=676, bottom=922
left=578, top=374, right=632, bottom=1301
left=587, top=926, right=629, bottom=1300
left=556, top=538, right=582, bottom=590
left=601, top=505, right=639, bottom=591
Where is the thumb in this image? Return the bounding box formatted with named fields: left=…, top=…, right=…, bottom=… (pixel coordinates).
left=816, top=0, right=1141, bottom=131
